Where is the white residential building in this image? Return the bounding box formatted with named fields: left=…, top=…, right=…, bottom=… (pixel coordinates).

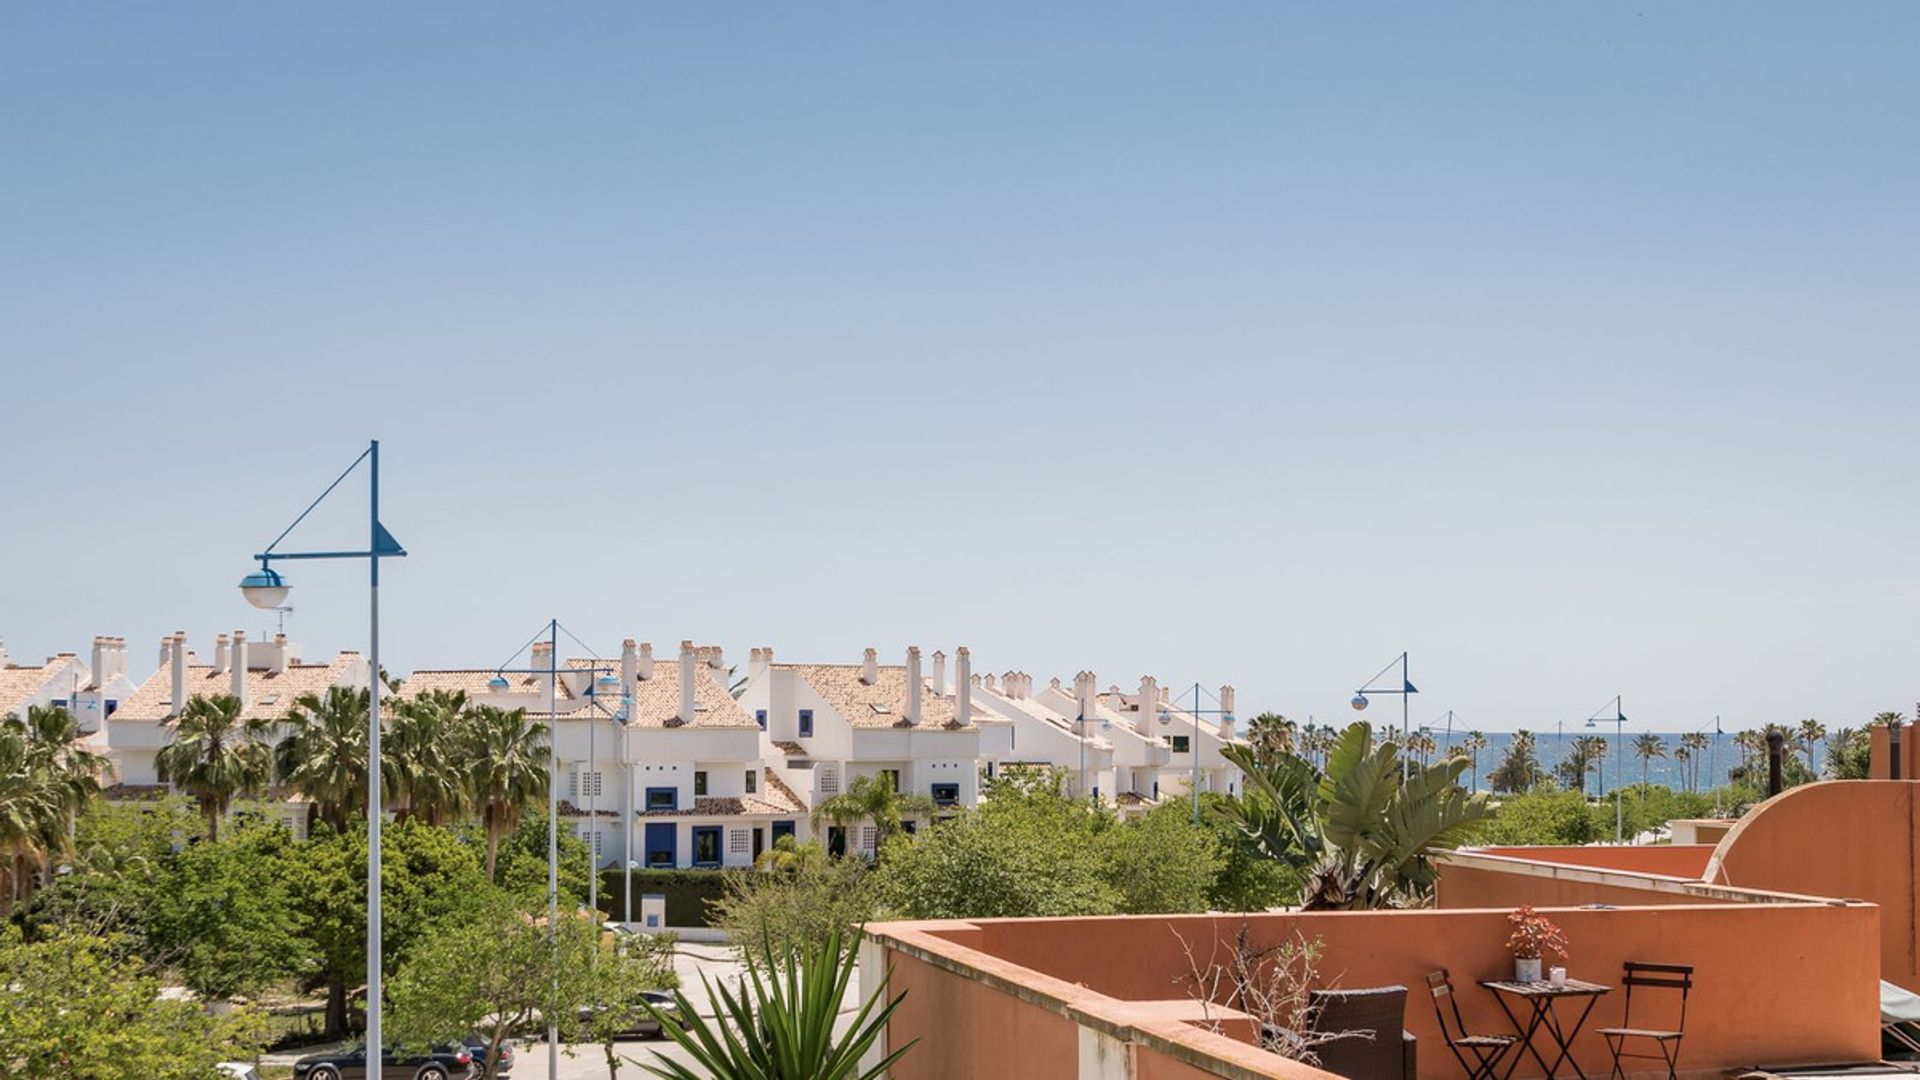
left=105, top=630, right=370, bottom=836
left=736, top=645, right=981, bottom=858
left=1098, top=677, right=1245, bottom=801
left=406, top=639, right=805, bottom=871
left=0, top=636, right=139, bottom=734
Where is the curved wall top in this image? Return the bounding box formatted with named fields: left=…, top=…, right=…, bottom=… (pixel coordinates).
left=1707, top=780, right=1919, bottom=988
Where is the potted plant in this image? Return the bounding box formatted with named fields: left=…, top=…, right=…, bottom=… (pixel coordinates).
left=1505, top=906, right=1567, bottom=983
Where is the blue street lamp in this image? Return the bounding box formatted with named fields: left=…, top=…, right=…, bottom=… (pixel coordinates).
left=487, top=619, right=621, bottom=1079
left=1584, top=695, right=1629, bottom=842
left=1351, top=651, right=1417, bottom=778
left=241, top=440, right=405, bottom=1079
left=1157, top=684, right=1235, bottom=826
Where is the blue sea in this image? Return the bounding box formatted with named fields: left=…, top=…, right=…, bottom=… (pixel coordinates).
left=1402, top=729, right=1811, bottom=795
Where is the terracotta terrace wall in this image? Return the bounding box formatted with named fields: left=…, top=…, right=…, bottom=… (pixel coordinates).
left=1472, top=844, right=1716, bottom=878
left=870, top=903, right=1879, bottom=1080
left=1707, top=779, right=1920, bottom=990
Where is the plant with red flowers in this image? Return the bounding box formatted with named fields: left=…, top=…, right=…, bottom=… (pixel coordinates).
left=1505, top=905, right=1568, bottom=961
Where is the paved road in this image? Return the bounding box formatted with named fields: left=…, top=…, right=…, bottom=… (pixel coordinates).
left=268, top=942, right=867, bottom=1080
left=510, top=941, right=868, bottom=1079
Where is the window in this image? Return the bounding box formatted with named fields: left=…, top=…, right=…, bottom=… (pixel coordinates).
left=826, top=826, right=846, bottom=857
left=901, top=819, right=917, bottom=836
left=1171, top=735, right=1191, bottom=754
left=646, top=787, right=677, bottom=812
left=694, top=771, right=708, bottom=796
left=572, top=769, right=604, bottom=799
left=105, top=698, right=118, bottom=717
left=931, top=782, right=959, bottom=807
left=755, top=709, right=767, bottom=731
left=860, top=825, right=877, bottom=851
left=745, top=770, right=758, bottom=794
left=692, top=826, right=723, bottom=867
left=879, top=768, right=901, bottom=791
left=581, top=827, right=604, bottom=863
left=772, top=820, right=796, bottom=843
left=819, top=764, right=841, bottom=797
left=799, top=709, right=814, bottom=737
left=729, top=828, right=751, bottom=856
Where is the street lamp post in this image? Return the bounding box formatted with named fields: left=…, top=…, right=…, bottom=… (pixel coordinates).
left=1711, top=715, right=1723, bottom=817
left=240, top=440, right=405, bottom=1079
left=1350, top=652, right=1417, bottom=779
left=486, top=620, right=619, bottom=1079
left=1158, top=685, right=1235, bottom=826
left=1583, top=695, right=1629, bottom=842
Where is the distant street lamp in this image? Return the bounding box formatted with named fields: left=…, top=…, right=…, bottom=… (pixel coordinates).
left=1351, top=652, right=1417, bottom=778
left=1584, top=695, right=1629, bottom=842
left=241, top=440, right=405, bottom=1080
left=1158, top=684, right=1234, bottom=826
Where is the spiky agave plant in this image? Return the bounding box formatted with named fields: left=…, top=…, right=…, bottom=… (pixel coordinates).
left=635, top=927, right=915, bottom=1080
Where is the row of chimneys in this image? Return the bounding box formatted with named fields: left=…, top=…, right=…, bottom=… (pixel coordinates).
left=508, top=639, right=730, bottom=726
left=155, top=631, right=300, bottom=718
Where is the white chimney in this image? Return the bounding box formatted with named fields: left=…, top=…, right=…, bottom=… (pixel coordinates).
left=861, top=647, right=878, bottom=685
left=621, top=639, right=638, bottom=690
left=678, top=640, right=697, bottom=723
left=930, top=650, right=947, bottom=697
left=531, top=641, right=554, bottom=700
left=212, top=633, right=231, bottom=675
left=906, top=647, right=923, bottom=725
left=955, top=647, right=972, bottom=727
left=984, top=673, right=997, bottom=692
left=637, top=642, right=655, bottom=681
left=270, top=634, right=290, bottom=675
left=1219, top=685, right=1237, bottom=737
left=91, top=636, right=107, bottom=687
left=111, top=637, right=128, bottom=682
left=707, top=646, right=726, bottom=673
left=230, top=631, right=248, bottom=706
left=1137, top=675, right=1159, bottom=735
left=1077, top=670, right=1097, bottom=722
left=169, top=633, right=188, bottom=718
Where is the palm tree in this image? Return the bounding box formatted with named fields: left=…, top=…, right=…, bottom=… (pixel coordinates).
left=1213, top=722, right=1493, bottom=910
left=462, top=704, right=549, bottom=880
left=811, top=772, right=935, bottom=854
left=1245, top=713, right=1296, bottom=764
left=387, top=689, right=470, bottom=826
left=1631, top=733, right=1668, bottom=791
left=1796, top=719, right=1827, bottom=775
left=155, top=694, right=273, bottom=842
left=0, top=705, right=106, bottom=911
left=1461, top=731, right=1489, bottom=792
left=1679, top=732, right=1710, bottom=791
left=276, top=685, right=374, bottom=831
left=1488, top=730, right=1543, bottom=794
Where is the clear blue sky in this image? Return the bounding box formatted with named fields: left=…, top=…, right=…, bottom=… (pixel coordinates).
left=4, top=4, right=1916, bottom=733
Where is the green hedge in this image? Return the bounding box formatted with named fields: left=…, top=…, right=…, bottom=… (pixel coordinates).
left=598, top=868, right=738, bottom=928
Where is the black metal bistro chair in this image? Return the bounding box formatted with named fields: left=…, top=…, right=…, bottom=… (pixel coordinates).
left=1425, top=970, right=1517, bottom=1080
left=1597, top=962, right=1693, bottom=1080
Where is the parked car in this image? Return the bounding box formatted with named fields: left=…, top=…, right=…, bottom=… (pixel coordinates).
left=575, top=990, right=683, bottom=1039
left=290, top=1044, right=474, bottom=1079
left=461, top=1032, right=514, bottom=1074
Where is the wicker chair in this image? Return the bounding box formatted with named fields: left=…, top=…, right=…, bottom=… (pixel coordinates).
left=1268, top=985, right=1417, bottom=1080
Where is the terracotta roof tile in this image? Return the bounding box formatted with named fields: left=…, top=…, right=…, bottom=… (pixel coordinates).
left=111, top=653, right=367, bottom=723
left=402, top=659, right=754, bottom=730
left=779, top=663, right=970, bottom=730
left=0, top=655, right=80, bottom=718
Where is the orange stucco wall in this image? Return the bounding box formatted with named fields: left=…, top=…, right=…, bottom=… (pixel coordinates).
left=1868, top=725, right=1920, bottom=781
left=880, top=904, right=1878, bottom=1080
left=1472, top=844, right=1716, bottom=878
left=1436, top=863, right=1699, bottom=909
left=882, top=949, right=1081, bottom=1079
left=1708, top=779, right=1920, bottom=989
